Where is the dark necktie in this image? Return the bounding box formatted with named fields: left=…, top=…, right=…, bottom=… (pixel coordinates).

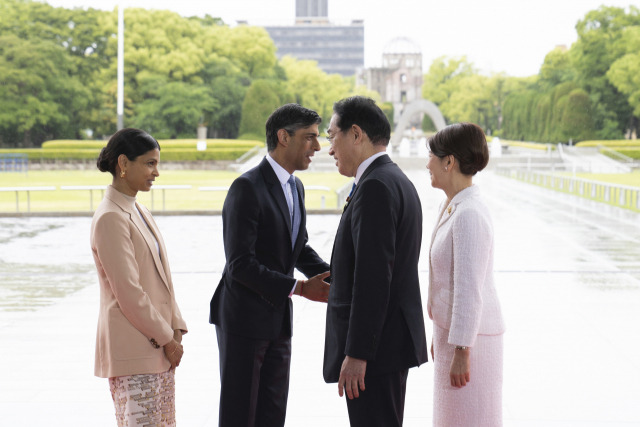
left=346, top=182, right=356, bottom=202
left=288, top=175, right=300, bottom=248
left=343, top=182, right=356, bottom=212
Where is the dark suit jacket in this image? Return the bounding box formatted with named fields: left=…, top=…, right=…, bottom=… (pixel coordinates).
left=323, top=154, right=428, bottom=382
left=210, top=157, right=329, bottom=340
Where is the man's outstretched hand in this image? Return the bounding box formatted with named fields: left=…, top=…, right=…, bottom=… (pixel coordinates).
left=298, top=271, right=330, bottom=302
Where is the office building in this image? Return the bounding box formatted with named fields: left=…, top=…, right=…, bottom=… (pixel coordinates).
left=264, top=0, right=364, bottom=76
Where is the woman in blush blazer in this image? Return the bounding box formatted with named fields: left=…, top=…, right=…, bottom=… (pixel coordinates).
left=426, top=123, right=505, bottom=427
left=91, top=128, right=187, bottom=427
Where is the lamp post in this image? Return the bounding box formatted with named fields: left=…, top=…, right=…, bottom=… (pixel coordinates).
left=117, top=4, right=124, bottom=130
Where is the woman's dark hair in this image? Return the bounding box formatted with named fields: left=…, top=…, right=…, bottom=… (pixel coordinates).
left=427, top=123, right=489, bottom=176
left=96, top=128, right=161, bottom=176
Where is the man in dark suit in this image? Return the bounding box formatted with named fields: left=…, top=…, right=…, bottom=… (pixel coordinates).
left=210, top=104, right=331, bottom=427
left=324, top=96, right=428, bottom=427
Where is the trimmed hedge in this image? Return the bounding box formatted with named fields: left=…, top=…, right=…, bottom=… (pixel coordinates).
left=40, top=140, right=105, bottom=149
left=1, top=139, right=263, bottom=161
left=575, top=140, right=639, bottom=147
left=42, top=139, right=262, bottom=150
left=0, top=148, right=100, bottom=160
left=501, top=140, right=556, bottom=151
left=159, top=148, right=256, bottom=161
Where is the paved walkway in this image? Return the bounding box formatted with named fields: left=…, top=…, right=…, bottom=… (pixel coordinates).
left=1, top=170, right=639, bottom=426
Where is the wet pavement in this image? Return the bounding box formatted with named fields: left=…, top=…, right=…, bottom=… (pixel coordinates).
left=0, top=170, right=639, bottom=426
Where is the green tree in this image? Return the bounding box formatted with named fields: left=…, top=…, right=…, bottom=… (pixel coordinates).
left=0, top=34, right=90, bottom=146
left=208, top=75, right=248, bottom=138
left=133, top=81, right=218, bottom=139
left=444, top=74, right=494, bottom=129
left=539, top=46, right=575, bottom=89
left=238, top=80, right=283, bottom=141
left=422, top=56, right=475, bottom=113
left=607, top=23, right=640, bottom=134
left=571, top=6, right=640, bottom=138
left=422, top=57, right=524, bottom=135
left=560, top=88, right=596, bottom=141
left=217, top=25, right=278, bottom=79
left=279, top=56, right=354, bottom=122
left=0, top=0, right=109, bottom=143
left=93, top=8, right=276, bottom=138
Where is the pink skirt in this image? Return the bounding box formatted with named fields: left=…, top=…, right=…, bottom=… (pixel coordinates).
left=109, top=368, right=176, bottom=427
left=432, top=324, right=503, bottom=427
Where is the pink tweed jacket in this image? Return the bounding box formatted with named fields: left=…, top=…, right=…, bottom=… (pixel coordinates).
left=427, top=185, right=505, bottom=347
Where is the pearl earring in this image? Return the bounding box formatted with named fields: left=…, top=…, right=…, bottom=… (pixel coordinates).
left=120, top=170, right=126, bottom=178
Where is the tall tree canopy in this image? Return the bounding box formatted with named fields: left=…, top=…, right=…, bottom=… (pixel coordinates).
left=0, top=0, right=363, bottom=146
left=427, top=6, right=639, bottom=143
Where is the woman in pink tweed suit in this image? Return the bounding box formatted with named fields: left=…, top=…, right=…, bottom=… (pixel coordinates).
left=426, top=123, right=506, bottom=426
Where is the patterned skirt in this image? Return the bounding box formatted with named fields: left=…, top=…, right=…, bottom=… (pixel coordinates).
left=109, top=369, right=176, bottom=427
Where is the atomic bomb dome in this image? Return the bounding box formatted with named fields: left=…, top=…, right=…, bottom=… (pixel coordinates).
left=383, top=37, right=422, bottom=55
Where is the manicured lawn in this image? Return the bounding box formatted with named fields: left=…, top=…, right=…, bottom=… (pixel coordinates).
left=562, top=171, right=640, bottom=188
left=0, top=169, right=351, bottom=213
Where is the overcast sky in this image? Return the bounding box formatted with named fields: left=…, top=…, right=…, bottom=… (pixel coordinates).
left=45, top=0, right=636, bottom=77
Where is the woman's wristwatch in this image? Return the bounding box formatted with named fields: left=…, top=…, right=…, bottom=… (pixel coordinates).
left=455, top=345, right=468, bottom=351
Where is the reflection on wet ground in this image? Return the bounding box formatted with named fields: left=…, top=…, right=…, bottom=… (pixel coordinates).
left=0, top=218, right=95, bottom=311
left=1, top=171, right=639, bottom=426
left=1, top=171, right=638, bottom=312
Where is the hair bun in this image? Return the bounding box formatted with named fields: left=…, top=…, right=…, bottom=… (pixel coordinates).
left=96, top=147, right=110, bottom=172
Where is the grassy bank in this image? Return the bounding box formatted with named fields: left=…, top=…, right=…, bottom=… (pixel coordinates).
left=0, top=170, right=351, bottom=213
left=559, top=171, right=640, bottom=187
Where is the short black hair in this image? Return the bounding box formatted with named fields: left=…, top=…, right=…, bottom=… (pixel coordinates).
left=265, top=104, right=322, bottom=152
left=97, top=128, right=161, bottom=176
left=428, top=123, right=489, bottom=176
left=332, top=96, right=390, bottom=146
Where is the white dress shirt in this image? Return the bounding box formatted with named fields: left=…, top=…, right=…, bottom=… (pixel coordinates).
left=265, top=154, right=299, bottom=296
left=354, top=151, right=387, bottom=185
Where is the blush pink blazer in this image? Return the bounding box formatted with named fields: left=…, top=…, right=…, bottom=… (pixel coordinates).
left=90, top=185, right=187, bottom=378
left=427, top=185, right=505, bottom=347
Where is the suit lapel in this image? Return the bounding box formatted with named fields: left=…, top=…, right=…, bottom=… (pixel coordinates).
left=331, top=154, right=392, bottom=267
left=135, top=203, right=171, bottom=289
left=342, top=154, right=392, bottom=213
left=429, top=186, right=478, bottom=251
left=430, top=202, right=453, bottom=246
left=130, top=204, right=171, bottom=290
left=105, top=186, right=171, bottom=291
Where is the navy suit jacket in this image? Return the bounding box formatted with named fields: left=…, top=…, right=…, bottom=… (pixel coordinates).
left=323, top=155, right=428, bottom=382
left=210, top=157, right=329, bottom=340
